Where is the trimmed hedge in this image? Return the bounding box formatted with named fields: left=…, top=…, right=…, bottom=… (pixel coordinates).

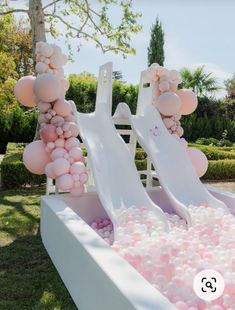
left=1, top=143, right=46, bottom=189
left=204, top=160, right=235, bottom=180
left=188, top=144, right=235, bottom=160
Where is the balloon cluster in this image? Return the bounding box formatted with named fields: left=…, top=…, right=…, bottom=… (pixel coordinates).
left=144, top=63, right=208, bottom=178
left=14, top=42, right=88, bottom=196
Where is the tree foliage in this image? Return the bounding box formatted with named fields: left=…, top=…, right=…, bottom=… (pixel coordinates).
left=147, top=18, right=165, bottom=66
left=179, top=66, right=221, bottom=97
left=224, top=74, right=235, bottom=98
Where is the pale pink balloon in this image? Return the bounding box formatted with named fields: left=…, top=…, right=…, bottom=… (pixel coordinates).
left=45, top=162, right=56, bottom=179
left=187, top=147, right=208, bottom=177
left=53, top=158, right=70, bottom=176
left=79, top=172, right=88, bottom=184
left=51, top=44, right=62, bottom=54
left=57, top=173, right=74, bottom=191
left=40, top=124, right=58, bottom=142
left=38, top=113, right=48, bottom=124
left=33, top=73, right=61, bottom=102
left=64, top=115, right=76, bottom=122
left=38, top=102, right=51, bottom=113
left=155, top=92, right=181, bottom=116
left=70, top=162, right=86, bottom=175
left=50, top=53, right=64, bottom=69
left=159, top=81, right=170, bottom=92
left=14, top=76, right=36, bottom=107
left=69, top=122, right=79, bottom=137
left=65, top=137, right=80, bottom=151
left=176, top=126, right=184, bottom=137
left=62, top=79, right=70, bottom=91
left=51, top=147, right=67, bottom=160
left=163, top=117, right=174, bottom=129
left=53, top=99, right=71, bottom=117
left=69, top=147, right=83, bottom=161
left=35, top=62, right=48, bottom=74
left=55, top=138, right=65, bottom=148
left=70, top=185, right=85, bottom=196
left=23, top=140, right=51, bottom=175
left=50, top=115, right=64, bottom=125
left=177, top=89, right=198, bottom=115
left=40, top=43, right=54, bottom=58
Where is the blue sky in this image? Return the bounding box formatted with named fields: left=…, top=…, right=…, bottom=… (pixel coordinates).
left=17, top=0, right=235, bottom=97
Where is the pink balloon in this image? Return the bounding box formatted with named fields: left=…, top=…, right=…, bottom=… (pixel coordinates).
left=53, top=158, right=70, bottom=177
left=14, top=76, right=36, bottom=107
left=23, top=140, right=51, bottom=175
left=55, top=138, right=65, bottom=148
left=68, top=122, right=79, bottom=137
left=64, top=115, right=76, bottom=122
left=163, top=117, right=174, bottom=129
left=61, top=79, right=70, bottom=91
left=69, top=147, right=83, bottom=161
left=70, top=162, right=86, bottom=175
left=65, top=137, right=80, bottom=151
left=57, top=173, right=74, bottom=191
left=40, top=124, right=58, bottom=143
left=45, top=162, right=56, bottom=178
left=79, top=172, right=88, bottom=184
left=40, top=43, right=54, bottom=58
left=50, top=53, right=64, bottom=69
left=38, top=102, right=51, bottom=113
left=53, top=99, right=71, bottom=117
left=35, top=62, right=48, bottom=74
left=155, top=92, right=181, bottom=116
left=50, top=115, right=64, bottom=125
left=33, top=73, right=61, bottom=102
left=51, top=147, right=67, bottom=160
left=177, top=89, right=198, bottom=115
left=70, top=185, right=85, bottom=196
left=187, top=148, right=208, bottom=177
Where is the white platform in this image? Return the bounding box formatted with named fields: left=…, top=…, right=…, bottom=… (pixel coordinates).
left=41, top=187, right=235, bottom=310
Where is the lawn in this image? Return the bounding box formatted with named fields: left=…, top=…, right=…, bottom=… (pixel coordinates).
left=0, top=188, right=77, bottom=310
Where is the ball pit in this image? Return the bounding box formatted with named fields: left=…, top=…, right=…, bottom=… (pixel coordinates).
left=90, top=205, right=235, bottom=310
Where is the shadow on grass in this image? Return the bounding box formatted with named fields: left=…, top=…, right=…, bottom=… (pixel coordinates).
left=0, top=232, right=77, bottom=310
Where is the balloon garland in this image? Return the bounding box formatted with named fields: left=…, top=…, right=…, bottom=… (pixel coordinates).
left=14, top=42, right=88, bottom=196
left=144, top=63, right=208, bottom=178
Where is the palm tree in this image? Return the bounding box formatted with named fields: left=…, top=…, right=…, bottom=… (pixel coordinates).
left=179, top=66, right=221, bottom=97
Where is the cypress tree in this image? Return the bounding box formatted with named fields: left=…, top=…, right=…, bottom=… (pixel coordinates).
left=147, top=18, right=165, bottom=66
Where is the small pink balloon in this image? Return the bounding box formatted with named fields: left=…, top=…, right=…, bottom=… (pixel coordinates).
left=50, top=53, right=64, bottom=69
left=68, top=122, right=79, bottom=137
left=57, top=173, right=74, bottom=191
left=53, top=158, right=70, bottom=177
left=79, top=172, right=88, bottom=184
left=40, top=124, right=58, bottom=142
left=159, top=81, right=170, bottom=92
left=187, top=147, right=208, bottom=177
left=177, top=89, right=198, bottom=115
left=70, top=185, right=85, bottom=196
left=14, top=76, right=36, bottom=107
left=55, top=138, right=65, bottom=148
left=38, top=102, right=51, bottom=113
left=163, top=117, right=174, bottom=129
left=53, top=99, right=71, bottom=117
left=51, top=147, right=67, bottom=160
left=38, top=113, right=48, bottom=124
left=64, top=115, right=76, bottom=122
left=65, top=137, right=80, bottom=151
left=70, top=162, right=86, bottom=175
left=176, top=126, right=184, bottom=137
left=35, top=62, right=48, bottom=74
left=69, top=147, right=83, bottom=161
left=45, top=162, right=56, bottom=179
left=40, top=43, right=54, bottom=57
left=33, top=73, right=61, bottom=102
left=50, top=115, right=64, bottom=125
left=23, top=140, right=51, bottom=175
left=61, top=79, right=69, bottom=91
left=155, top=92, right=181, bottom=116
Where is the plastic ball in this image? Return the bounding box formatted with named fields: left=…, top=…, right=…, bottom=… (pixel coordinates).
left=53, top=158, right=70, bottom=176
left=57, top=173, right=74, bottom=191
left=40, top=124, right=58, bottom=143
left=155, top=92, right=181, bottom=116
left=177, top=89, right=198, bottom=115
left=23, top=140, right=51, bottom=175
left=53, top=99, right=71, bottom=117
left=33, top=73, right=61, bottom=102
left=187, top=147, right=208, bottom=177
left=14, top=76, right=36, bottom=107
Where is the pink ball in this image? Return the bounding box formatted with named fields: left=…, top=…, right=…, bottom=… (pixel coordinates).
left=45, top=162, right=56, bottom=178
left=187, top=147, right=208, bottom=177
left=51, top=147, right=67, bottom=160
left=23, top=140, right=51, bottom=175
left=177, top=89, right=198, bottom=115
left=70, top=162, right=86, bottom=174
left=155, top=92, right=181, bottom=116
left=33, top=73, right=61, bottom=102
left=53, top=99, right=71, bottom=117
left=14, top=76, right=36, bottom=107
left=69, top=147, right=83, bottom=161
left=53, top=158, right=70, bottom=176
left=40, top=124, right=58, bottom=142
left=70, top=185, right=85, bottom=196
left=65, top=137, right=80, bottom=151
left=57, top=173, right=74, bottom=191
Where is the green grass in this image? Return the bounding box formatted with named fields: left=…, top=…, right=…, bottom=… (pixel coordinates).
left=0, top=188, right=76, bottom=310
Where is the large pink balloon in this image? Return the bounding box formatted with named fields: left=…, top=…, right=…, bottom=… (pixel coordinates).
left=33, top=73, right=61, bottom=102
left=53, top=99, right=71, bottom=117
left=177, top=89, right=198, bottom=115
left=155, top=92, right=181, bottom=116
left=14, top=76, right=36, bottom=107
left=53, top=158, right=70, bottom=176
left=23, top=140, right=51, bottom=175
left=40, top=124, right=58, bottom=143
left=187, top=147, right=208, bottom=177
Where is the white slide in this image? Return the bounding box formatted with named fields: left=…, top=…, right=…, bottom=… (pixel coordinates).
left=77, top=63, right=169, bottom=233
left=120, top=71, right=228, bottom=225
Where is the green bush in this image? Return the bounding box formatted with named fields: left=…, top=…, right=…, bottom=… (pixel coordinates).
left=195, top=137, right=233, bottom=147
left=203, top=160, right=235, bottom=180
left=189, top=144, right=235, bottom=160
left=1, top=143, right=46, bottom=188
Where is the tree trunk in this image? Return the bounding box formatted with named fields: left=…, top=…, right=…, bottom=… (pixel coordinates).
left=28, top=0, right=46, bottom=140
